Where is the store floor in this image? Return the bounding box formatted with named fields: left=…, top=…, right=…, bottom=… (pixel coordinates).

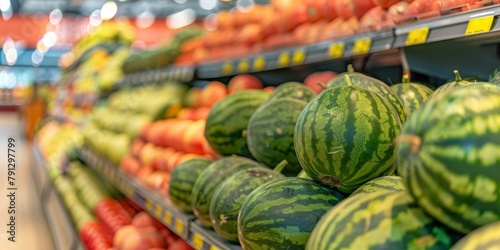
left=0, top=112, right=55, bottom=249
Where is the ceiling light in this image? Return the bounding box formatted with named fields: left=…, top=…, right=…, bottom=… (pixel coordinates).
left=49, top=9, right=63, bottom=25
left=167, top=9, right=196, bottom=29
left=101, top=1, right=118, bottom=21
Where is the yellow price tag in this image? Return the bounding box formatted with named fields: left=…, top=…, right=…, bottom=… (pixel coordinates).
left=406, top=27, right=429, bottom=45
left=238, top=60, right=250, bottom=73
left=145, top=199, right=153, bottom=210
left=192, top=233, right=204, bottom=250
left=352, top=38, right=372, bottom=55
left=292, top=49, right=306, bottom=65
left=253, top=56, right=266, bottom=71
left=222, top=62, right=233, bottom=75
left=210, top=246, right=219, bottom=250
left=163, top=211, right=172, bottom=225
left=278, top=52, right=290, bottom=67
left=329, top=43, right=345, bottom=59
left=175, top=219, right=184, bottom=233
left=154, top=204, right=162, bottom=217
left=465, top=15, right=494, bottom=35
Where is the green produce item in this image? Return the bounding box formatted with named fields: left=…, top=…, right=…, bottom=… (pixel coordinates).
left=238, top=177, right=344, bottom=250
left=169, top=158, right=214, bottom=213
left=265, top=82, right=316, bottom=103
left=247, top=98, right=308, bottom=176
left=397, top=87, right=500, bottom=234
left=390, top=75, right=433, bottom=115
left=306, top=191, right=460, bottom=250
left=204, top=90, right=270, bottom=158
left=430, top=70, right=474, bottom=99
left=191, top=156, right=263, bottom=228
left=350, top=176, right=405, bottom=196
left=451, top=221, right=500, bottom=250
left=295, top=78, right=400, bottom=194
left=210, top=166, right=285, bottom=242
left=297, top=170, right=311, bottom=179
left=327, top=65, right=406, bottom=123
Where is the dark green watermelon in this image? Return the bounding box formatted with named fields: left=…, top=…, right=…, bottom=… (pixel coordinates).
left=327, top=65, right=406, bottom=123
left=265, top=82, right=316, bottom=103
left=209, top=167, right=284, bottom=242
left=168, top=158, right=214, bottom=213
left=307, top=191, right=461, bottom=249
left=191, top=156, right=263, bottom=228
left=238, top=177, right=344, bottom=250
left=204, top=90, right=270, bottom=158
left=350, top=176, right=405, bottom=196
left=247, top=98, right=307, bottom=176
left=397, top=87, right=500, bottom=233
left=295, top=83, right=400, bottom=194
left=390, top=75, right=433, bottom=115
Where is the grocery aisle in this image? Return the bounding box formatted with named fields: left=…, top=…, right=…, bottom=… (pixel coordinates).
left=0, top=112, right=54, bottom=250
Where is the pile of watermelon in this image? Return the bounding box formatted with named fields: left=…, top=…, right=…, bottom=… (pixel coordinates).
left=166, top=68, right=500, bottom=249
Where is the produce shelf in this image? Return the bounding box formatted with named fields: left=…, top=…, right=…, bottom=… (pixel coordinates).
left=32, top=144, right=86, bottom=250
left=196, top=29, right=394, bottom=79
left=394, top=5, right=500, bottom=48
left=189, top=221, right=242, bottom=250
left=77, top=144, right=244, bottom=250
left=117, top=64, right=195, bottom=88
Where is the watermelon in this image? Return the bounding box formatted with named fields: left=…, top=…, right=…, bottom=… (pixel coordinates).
left=451, top=221, right=500, bottom=250
left=390, top=75, right=433, bottom=115
left=350, top=176, right=405, bottom=196
left=327, top=65, right=407, bottom=123
left=209, top=167, right=284, bottom=242
left=429, top=70, right=473, bottom=99
left=238, top=177, right=344, bottom=250
left=490, top=70, right=500, bottom=84
left=168, top=158, right=213, bottom=213
left=457, top=82, right=500, bottom=93
left=297, top=170, right=311, bottom=179
left=306, top=191, right=460, bottom=250
left=396, top=87, right=500, bottom=234
left=191, top=156, right=263, bottom=228
left=265, top=82, right=316, bottom=103
left=295, top=81, right=401, bottom=194
left=247, top=98, right=308, bottom=176
left=204, top=90, right=270, bottom=158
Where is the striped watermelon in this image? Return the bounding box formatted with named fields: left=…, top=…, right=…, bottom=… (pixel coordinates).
left=168, top=158, right=214, bottom=213
left=306, top=191, right=460, bottom=249
left=295, top=83, right=401, bottom=194
left=327, top=65, right=407, bottom=123
left=350, top=176, right=405, bottom=196
left=191, top=156, right=263, bottom=228
left=238, top=177, right=344, bottom=250
left=209, top=167, right=284, bottom=242
left=204, top=90, right=270, bottom=158
left=390, top=75, right=433, bottom=115
left=265, top=82, right=316, bottom=103
left=451, top=221, right=500, bottom=250
left=396, top=87, right=500, bottom=233
left=429, top=70, right=472, bottom=99
left=458, top=82, right=500, bottom=93
left=247, top=98, right=308, bottom=176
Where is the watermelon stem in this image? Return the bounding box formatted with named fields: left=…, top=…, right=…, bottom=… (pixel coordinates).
left=273, top=160, right=288, bottom=173
left=347, top=64, right=354, bottom=73
left=317, top=81, right=328, bottom=90
left=344, top=75, right=353, bottom=86
left=453, top=70, right=462, bottom=82
left=394, top=134, right=422, bottom=154
left=402, top=74, right=410, bottom=83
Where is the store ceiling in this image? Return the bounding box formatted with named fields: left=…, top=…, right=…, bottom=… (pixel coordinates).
left=12, top=0, right=270, bottom=17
